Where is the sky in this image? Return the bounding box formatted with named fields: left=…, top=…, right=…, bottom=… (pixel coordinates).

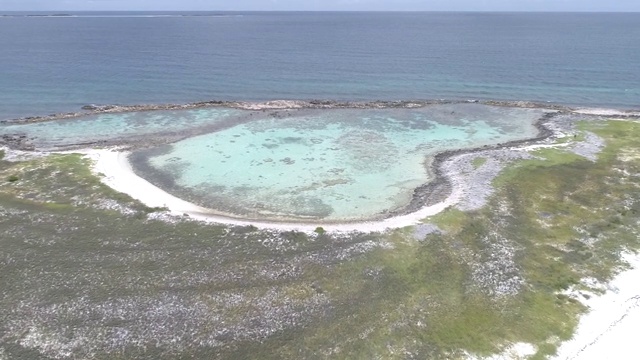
left=1, top=0, right=639, bottom=12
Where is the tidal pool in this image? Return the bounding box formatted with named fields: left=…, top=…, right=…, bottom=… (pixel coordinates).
left=0, top=108, right=244, bottom=149
left=132, top=104, right=545, bottom=221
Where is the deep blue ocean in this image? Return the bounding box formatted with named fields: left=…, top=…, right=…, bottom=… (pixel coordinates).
left=1, top=12, right=639, bottom=120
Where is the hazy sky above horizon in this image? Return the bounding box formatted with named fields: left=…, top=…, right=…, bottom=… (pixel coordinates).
left=1, top=0, right=639, bottom=12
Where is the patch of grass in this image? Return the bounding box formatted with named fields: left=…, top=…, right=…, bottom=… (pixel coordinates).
left=0, top=153, right=156, bottom=214
left=492, top=148, right=585, bottom=190
left=428, top=208, right=467, bottom=232
left=6, top=174, right=19, bottom=182
left=554, top=131, right=587, bottom=145
left=471, top=156, right=487, bottom=169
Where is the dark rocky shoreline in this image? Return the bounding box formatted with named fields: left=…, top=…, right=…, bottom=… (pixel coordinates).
left=385, top=111, right=560, bottom=219
left=0, top=99, right=587, bottom=125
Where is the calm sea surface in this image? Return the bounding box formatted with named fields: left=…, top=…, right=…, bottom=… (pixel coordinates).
left=1, top=12, right=639, bottom=120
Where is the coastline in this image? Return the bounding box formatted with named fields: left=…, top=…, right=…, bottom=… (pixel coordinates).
left=553, top=252, right=640, bottom=360
left=79, top=109, right=563, bottom=231
left=89, top=142, right=562, bottom=233
left=1, top=100, right=575, bottom=230
left=3, top=101, right=640, bottom=358
left=3, top=98, right=639, bottom=125
left=84, top=148, right=465, bottom=233
left=5, top=102, right=632, bottom=231
left=80, top=123, right=560, bottom=233
left=386, top=110, right=560, bottom=218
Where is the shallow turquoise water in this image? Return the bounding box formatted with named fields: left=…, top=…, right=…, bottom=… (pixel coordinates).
left=1, top=108, right=242, bottom=149
left=140, top=104, right=543, bottom=221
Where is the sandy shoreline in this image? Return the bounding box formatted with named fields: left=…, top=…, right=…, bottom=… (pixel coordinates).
left=553, top=252, right=640, bottom=360
left=84, top=148, right=465, bottom=233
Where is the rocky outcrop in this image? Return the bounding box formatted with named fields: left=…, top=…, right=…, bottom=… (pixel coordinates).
left=3, top=98, right=616, bottom=125
left=0, top=134, right=34, bottom=151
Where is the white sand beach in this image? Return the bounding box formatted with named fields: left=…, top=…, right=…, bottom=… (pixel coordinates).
left=553, top=252, right=640, bottom=360
left=84, top=148, right=465, bottom=233
left=572, top=108, right=640, bottom=117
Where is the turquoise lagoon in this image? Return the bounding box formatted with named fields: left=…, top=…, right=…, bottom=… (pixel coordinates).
left=133, top=104, right=544, bottom=222
left=1, top=108, right=243, bottom=149
left=2, top=104, right=545, bottom=221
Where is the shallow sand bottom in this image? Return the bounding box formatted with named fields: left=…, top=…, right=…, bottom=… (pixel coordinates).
left=86, top=149, right=464, bottom=233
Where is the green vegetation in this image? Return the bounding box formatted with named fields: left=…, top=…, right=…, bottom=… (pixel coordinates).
left=472, top=156, right=488, bottom=169
left=244, top=120, right=640, bottom=359
left=6, top=174, right=18, bottom=182
left=1, top=119, right=640, bottom=359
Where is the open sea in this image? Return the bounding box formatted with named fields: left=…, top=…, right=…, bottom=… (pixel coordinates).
left=1, top=11, right=639, bottom=120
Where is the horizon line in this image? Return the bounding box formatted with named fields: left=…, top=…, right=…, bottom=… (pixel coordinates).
left=2, top=10, right=640, bottom=13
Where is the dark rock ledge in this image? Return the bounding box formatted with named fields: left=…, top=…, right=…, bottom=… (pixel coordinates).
left=0, top=99, right=585, bottom=125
